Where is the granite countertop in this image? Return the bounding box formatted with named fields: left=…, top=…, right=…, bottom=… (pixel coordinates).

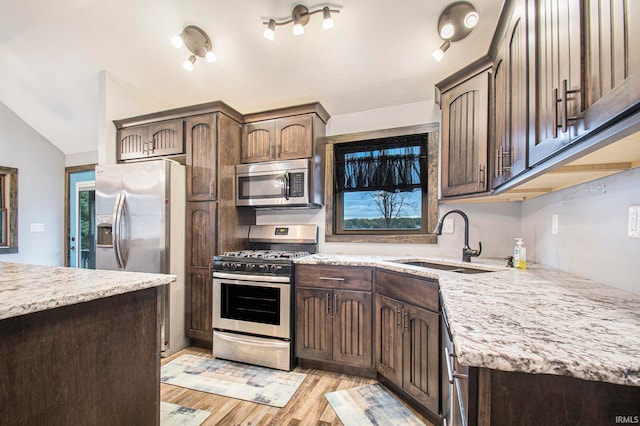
left=296, top=254, right=640, bottom=387
left=0, top=262, right=176, bottom=321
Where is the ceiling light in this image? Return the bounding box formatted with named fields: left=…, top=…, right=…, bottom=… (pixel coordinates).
left=432, top=40, right=451, bottom=62
left=171, top=25, right=217, bottom=71
left=464, top=11, right=479, bottom=28
left=182, top=55, right=196, bottom=72
left=433, top=2, right=479, bottom=62
left=262, top=4, right=341, bottom=41
left=322, top=7, right=335, bottom=30
left=263, top=19, right=276, bottom=41
left=440, top=23, right=454, bottom=39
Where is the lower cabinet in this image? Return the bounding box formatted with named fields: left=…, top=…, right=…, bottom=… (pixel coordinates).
left=295, top=265, right=374, bottom=371
left=375, top=293, right=440, bottom=413
left=375, top=269, right=441, bottom=415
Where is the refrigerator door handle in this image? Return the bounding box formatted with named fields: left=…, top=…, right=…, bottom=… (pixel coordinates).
left=113, top=190, right=126, bottom=270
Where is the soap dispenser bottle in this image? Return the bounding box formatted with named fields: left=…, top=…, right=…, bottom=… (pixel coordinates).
left=513, top=238, right=527, bottom=269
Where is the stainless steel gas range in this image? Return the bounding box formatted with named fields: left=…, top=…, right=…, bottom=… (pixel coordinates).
left=212, top=224, right=317, bottom=371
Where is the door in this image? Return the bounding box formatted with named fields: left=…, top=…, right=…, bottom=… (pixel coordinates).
left=276, top=115, right=313, bottom=160
left=185, top=201, right=217, bottom=342
left=402, top=303, right=440, bottom=412
left=375, top=294, right=403, bottom=385
left=332, top=290, right=372, bottom=367
left=296, top=287, right=332, bottom=361
left=186, top=114, right=218, bottom=201
left=67, top=169, right=95, bottom=268
left=440, top=70, right=490, bottom=196
left=242, top=120, right=276, bottom=163
left=528, top=0, right=582, bottom=165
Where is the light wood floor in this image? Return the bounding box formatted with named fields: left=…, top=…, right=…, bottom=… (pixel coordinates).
left=161, top=346, right=434, bottom=425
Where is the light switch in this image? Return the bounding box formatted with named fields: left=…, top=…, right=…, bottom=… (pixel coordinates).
left=629, top=206, right=640, bottom=238
left=551, top=214, right=559, bottom=235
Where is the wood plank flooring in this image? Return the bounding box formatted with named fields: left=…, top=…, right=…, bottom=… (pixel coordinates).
left=161, top=346, right=434, bottom=425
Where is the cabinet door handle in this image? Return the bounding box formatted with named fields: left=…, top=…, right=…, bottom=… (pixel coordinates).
left=326, top=292, right=331, bottom=316
left=319, top=276, right=345, bottom=281
left=552, top=87, right=561, bottom=138
left=496, top=147, right=501, bottom=177
left=395, top=306, right=401, bottom=326
left=334, top=293, right=338, bottom=319
left=561, top=79, right=581, bottom=133
left=402, top=308, right=408, bottom=330
left=209, top=179, right=215, bottom=198
left=477, top=165, right=485, bottom=188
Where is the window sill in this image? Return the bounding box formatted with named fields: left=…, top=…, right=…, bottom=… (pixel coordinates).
left=325, top=234, right=437, bottom=244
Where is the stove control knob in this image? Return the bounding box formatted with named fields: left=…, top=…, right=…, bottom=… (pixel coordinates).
left=246, top=263, right=256, bottom=271
left=259, top=264, right=269, bottom=271
left=222, top=262, right=231, bottom=269
left=269, top=264, right=282, bottom=272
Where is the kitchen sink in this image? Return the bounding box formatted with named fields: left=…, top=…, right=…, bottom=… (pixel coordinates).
left=391, top=260, right=494, bottom=274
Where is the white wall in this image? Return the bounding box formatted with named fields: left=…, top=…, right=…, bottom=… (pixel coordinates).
left=0, top=101, right=65, bottom=265
left=521, top=168, right=640, bottom=294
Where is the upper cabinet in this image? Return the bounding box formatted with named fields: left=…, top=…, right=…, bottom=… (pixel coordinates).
left=582, top=0, right=640, bottom=131
left=492, top=0, right=529, bottom=188
left=438, top=63, right=491, bottom=197
left=241, top=103, right=329, bottom=164
left=186, top=114, right=218, bottom=201
left=528, top=0, right=583, bottom=166
left=117, top=119, right=184, bottom=162
left=440, top=0, right=640, bottom=200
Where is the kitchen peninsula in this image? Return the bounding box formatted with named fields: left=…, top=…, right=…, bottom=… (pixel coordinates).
left=295, top=255, right=640, bottom=424
left=0, top=262, right=175, bottom=426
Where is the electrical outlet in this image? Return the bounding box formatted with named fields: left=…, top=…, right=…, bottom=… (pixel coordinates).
left=30, top=223, right=45, bottom=233
left=442, top=217, right=454, bottom=234
left=629, top=206, right=640, bottom=238
left=551, top=214, right=559, bottom=235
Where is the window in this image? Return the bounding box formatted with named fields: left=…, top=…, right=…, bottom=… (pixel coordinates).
left=0, top=166, right=18, bottom=254
left=325, top=124, right=439, bottom=244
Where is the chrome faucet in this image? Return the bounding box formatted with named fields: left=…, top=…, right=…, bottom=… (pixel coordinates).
left=434, top=209, right=482, bottom=262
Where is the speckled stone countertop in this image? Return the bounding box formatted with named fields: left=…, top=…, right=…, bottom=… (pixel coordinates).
left=295, top=254, right=640, bottom=387
left=0, top=262, right=176, bottom=321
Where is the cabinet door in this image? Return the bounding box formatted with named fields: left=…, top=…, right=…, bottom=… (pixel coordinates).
left=402, top=303, right=440, bottom=413
left=186, top=114, right=218, bottom=201
left=528, top=0, right=582, bottom=166
left=242, top=120, right=276, bottom=163
left=185, top=201, right=217, bottom=343
left=440, top=70, right=490, bottom=197
left=332, top=290, right=372, bottom=367
left=493, top=0, right=529, bottom=188
left=583, top=0, right=640, bottom=131
left=296, top=287, right=332, bottom=361
left=275, top=115, right=313, bottom=160
left=375, top=294, right=403, bottom=386
left=118, top=126, right=149, bottom=161
left=148, top=119, right=185, bottom=157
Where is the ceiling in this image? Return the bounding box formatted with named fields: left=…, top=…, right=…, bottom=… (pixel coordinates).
left=0, top=0, right=503, bottom=156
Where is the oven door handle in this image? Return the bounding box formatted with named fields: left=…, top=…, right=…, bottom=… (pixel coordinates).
left=214, top=331, right=290, bottom=348
left=212, top=271, right=290, bottom=283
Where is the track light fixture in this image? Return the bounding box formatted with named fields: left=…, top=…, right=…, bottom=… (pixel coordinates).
left=263, top=4, right=340, bottom=41
left=171, top=25, right=217, bottom=71
left=432, top=1, right=479, bottom=62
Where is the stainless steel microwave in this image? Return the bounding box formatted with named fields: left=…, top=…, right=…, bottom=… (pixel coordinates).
left=236, top=159, right=320, bottom=208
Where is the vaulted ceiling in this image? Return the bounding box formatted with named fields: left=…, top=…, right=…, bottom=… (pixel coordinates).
left=0, top=0, right=503, bottom=155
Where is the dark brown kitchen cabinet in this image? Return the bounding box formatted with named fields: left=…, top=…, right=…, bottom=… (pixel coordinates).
left=582, top=0, right=640, bottom=133
left=185, top=201, right=217, bottom=344
left=118, top=119, right=184, bottom=161
left=186, top=114, right=218, bottom=201
left=492, top=0, right=529, bottom=189
left=295, top=265, right=374, bottom=372
left=242, top=114, right=313, bottom=163
left=439, top=67, right=490, bottom=197
left=375, top=270, right=440, bottom=414
left=527, top=0, right=583, bottom=166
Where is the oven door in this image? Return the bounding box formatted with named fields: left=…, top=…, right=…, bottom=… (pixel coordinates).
left=213, top=274, right=291, bottom=339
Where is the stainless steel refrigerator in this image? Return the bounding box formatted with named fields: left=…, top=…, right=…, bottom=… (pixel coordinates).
left=95, top=159, right=188, bottom=357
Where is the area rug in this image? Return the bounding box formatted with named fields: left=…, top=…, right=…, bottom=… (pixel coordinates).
left=160, top=401, right=211, bottom=426
left=161, top=354, right=306, bottom=408
left=325, top=383, right=426, bottom=426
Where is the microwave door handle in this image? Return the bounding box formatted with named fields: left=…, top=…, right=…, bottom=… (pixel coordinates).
left=284, top=172, right=290, bottom=200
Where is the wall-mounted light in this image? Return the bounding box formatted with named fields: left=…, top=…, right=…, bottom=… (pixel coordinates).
left=171, top=25, right=216, bottom=71
left=263, top=4, right=340, bottom=41
left=432, top=1, right=479, bottom=62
